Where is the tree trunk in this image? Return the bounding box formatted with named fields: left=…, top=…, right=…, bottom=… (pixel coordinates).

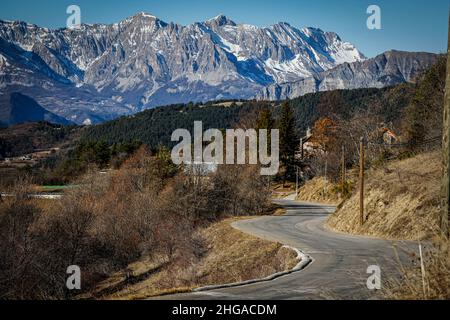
left=359, top=138, right=365, bottom=226
left=442, top=13, right=450, bottom=239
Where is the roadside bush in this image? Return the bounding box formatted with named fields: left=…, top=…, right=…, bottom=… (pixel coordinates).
left=387, top=240, right=450, bottom=300
left=0, top=148, right=273, bottom=299
left=209, top=165, right=272, bottom=217
left=0, top=177, right=68, bottom=299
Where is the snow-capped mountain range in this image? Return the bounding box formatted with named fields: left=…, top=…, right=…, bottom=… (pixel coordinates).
left=257, top=50, right=440, bottom=101
left=0, top=13, right=438, bottom=124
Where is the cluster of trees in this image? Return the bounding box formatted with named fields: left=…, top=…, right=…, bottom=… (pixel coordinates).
left=81, top=88, right=407, bottom=155
left=231, top=101, right=299, bottom=182
left=82, top=101, right=271, bottom=148
left=78, top=78, right=428, bottom=186
left=403, top=56, right=446, bottom=146
left=286, top=86, right=411, bottom=135
left=0, top=138, right=12, bottom=159
left=0, top=145, right=273, bottom=299
left=34, top=140, right=143, bottom=185
left=0, top=122, right=78, bottom=158
left=53, top=99, right=303, bottom=184
left=278, top=103, right=299, bottom=181
left=304, top=56, right=447, bottom=183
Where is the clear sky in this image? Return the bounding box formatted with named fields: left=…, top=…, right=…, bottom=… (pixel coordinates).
left=1, top=0, right=449, bottom=57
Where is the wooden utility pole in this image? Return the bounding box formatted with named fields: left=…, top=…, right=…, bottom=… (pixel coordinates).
left=300, top=138, right=304, bottom=160
left=324, top=153, right=328, bottom=196
left=359, top=137, right=365, bottom=226
left=341, top=145, right=346, bottom=196
left=442, top=13, right=450, bottom=239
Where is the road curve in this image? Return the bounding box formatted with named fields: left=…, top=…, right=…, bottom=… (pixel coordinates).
left=159, top=200, right=414, bottom=300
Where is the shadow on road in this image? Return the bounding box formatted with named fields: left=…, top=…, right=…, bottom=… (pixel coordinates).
left=275, top=202, right=336, bottom=213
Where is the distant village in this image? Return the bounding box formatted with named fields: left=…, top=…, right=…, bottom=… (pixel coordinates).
left=1, top=148, right=60, bottom=165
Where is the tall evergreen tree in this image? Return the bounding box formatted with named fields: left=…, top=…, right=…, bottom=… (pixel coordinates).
left=403, top=56, right=446, bottom=149
left=256, top=107, right=275, bottom=152
left=278, top=102, right=299, bottom=181
left=256, top=107, right=275, bottom=131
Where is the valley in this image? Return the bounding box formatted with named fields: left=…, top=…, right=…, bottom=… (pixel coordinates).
left=0, top=4, right=449, bottom=303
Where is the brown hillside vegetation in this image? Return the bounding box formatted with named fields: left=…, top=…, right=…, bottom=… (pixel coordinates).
left=326, top=152, right=442, bottom=240
left=85, top=218, right=298, bottom=300
left=296, top=177, right=342, bottom=205
left=0, top=147, right=293, bottom=299
left=386, top=240, right=450, bottom=300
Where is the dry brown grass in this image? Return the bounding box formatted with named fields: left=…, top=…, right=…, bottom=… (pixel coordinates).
left=195, top=218, right=298, bottom=284
left=1, top=152, right=277, bottom=299
left=326, top=152, right=442, bottom=240
left=271, top=183, right=296, bottom=199
left=296, top=177, right=341, bottom=205
left=273, top=208, right=287, bottom=216
left=386, top=240, right=450, bottom=300
left=88, top=218, right=298, bottom=300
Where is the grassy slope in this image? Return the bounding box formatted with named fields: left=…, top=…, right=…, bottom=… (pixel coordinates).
left=326, top=152, right=442, bottom=240
left=84, top=217, right=298, bottom=300
left=296, top=177, right=342, bottom=205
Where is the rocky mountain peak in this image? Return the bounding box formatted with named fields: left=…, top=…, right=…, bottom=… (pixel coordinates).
left=121, top=12, right=168, bottom=29
left=0, top=13, right=434, bottom=126
left=207, top=14, right=237, bottom=27
left=257, top=50, right=440, bottom=101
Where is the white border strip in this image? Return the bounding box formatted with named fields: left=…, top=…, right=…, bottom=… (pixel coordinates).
left=193, top=245, right=312, bottom=292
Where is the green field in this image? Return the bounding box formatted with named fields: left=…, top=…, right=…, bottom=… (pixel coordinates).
left=39, top=185, right=77, bottom=192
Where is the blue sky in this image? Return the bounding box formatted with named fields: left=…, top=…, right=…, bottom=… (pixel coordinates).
left=1, top=0, right=449, bottom=57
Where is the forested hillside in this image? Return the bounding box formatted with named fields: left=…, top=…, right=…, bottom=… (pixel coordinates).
left=0, top=122, right=80, bottom=158
left=82, top=101, right=265, bottom=148
left=81, top=85, right=416, bottom=148
left=83, top=52, right=446, bottom=150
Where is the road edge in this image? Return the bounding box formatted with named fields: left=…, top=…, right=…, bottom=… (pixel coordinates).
left=192, top=245, right=313, bottom=293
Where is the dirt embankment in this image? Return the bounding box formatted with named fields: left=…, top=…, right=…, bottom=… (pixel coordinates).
left=296, top=177, right=342, bottom=205
left=326, top=152, right=442, bottom=240
left=83, top=217, right=298, bottom=300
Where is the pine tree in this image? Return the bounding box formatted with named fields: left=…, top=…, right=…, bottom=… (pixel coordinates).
left=278, top=102, right=299, bottom=181
left=403, top=56, right=446, bottom=149
left=256, top=107, right=275, bottom=131
left=256, top=107, right=275, bottom=152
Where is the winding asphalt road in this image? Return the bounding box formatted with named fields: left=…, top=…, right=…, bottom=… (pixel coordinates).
left=161, top=199, right=415, bottom=300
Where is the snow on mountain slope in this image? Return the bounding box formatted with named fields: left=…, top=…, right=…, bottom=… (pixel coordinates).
left=0, top=13, right=365, bottom=124
left=257, top=50, right=441, bottom=101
